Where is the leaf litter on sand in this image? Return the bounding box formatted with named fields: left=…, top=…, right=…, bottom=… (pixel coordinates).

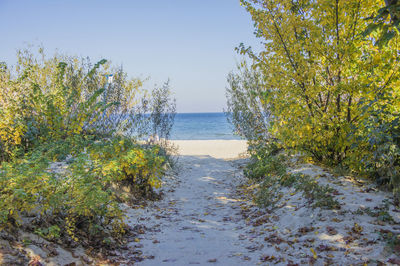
left=236, top=161, right=400, bottom=264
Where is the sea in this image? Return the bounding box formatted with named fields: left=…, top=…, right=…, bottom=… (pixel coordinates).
left=170, top=112, right=241, bottom=140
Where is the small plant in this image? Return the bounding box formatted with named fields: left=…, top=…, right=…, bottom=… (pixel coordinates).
left=22, top=238, right=32, bottom=247
left=279, top=173, right=299, bottom=187
left=148, top=81, right=176, bottom=140
left=379, top=229, right=400, bottom=254
left=295, top=176, right=340, bottom=210
left=357, top=200, right=395, bottom=223
left=255, top=178, right=282, bottom=208
left=248, top=148, right=340, bottom=210
left=245, top=152, right=287, bottom=180
left=35, top=225, right=61, bottom=241
left=225, top=61, right=270, bottom=143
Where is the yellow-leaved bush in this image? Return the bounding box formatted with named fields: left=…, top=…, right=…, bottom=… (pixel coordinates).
left=0, top=48, right=174, bottom=247
left=0, top=48, right=145, bottom=161
left=229, top=0, right=400, bottom=195
left=90, top=137, right=165, bottom=197
left=0, top=135, right=168, bottom=245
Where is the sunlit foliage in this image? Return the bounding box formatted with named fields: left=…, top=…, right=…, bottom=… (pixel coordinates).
left=229, top=0, right=400, bottom=196
left=0, top=48, right=175, bottom=246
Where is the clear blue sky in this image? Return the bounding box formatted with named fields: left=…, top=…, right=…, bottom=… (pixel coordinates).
left=0, top=0, right=260, bottom=113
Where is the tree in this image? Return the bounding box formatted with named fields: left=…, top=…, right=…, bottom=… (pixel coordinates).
left=239, top=0, right=400, bottom=164
left=226, top=60, right=270, bottom=143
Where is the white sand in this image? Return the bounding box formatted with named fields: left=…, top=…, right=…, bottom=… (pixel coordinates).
left=125, top=140, right=259, bottom=265
left=171, top=140, right=248, bottom=159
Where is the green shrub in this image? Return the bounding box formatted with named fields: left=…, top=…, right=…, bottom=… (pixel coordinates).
left=0, top=48, right=176, bottom=161
left=0, top=141, right=123, bottom=243
left=89, top=137, right=166, bottom=198
left=0, top=135, right=168, bottom=244
left=0, top=48, right=175, bottom=248
left=255, top=178, right=282, bottom=208
left=295, top=175, right=340, bottom=209
left=244, top=140, right=285, bottom=180
left=245, top=147, right=339, bottom=210
left=347, top=93, right=400, bottom=197
left=226, top=61, right=270, bottom=143
left=245, top=154, right=287, bottom=180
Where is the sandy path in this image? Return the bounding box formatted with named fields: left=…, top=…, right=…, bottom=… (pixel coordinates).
left=121, top=140, right=400, bottom=265
left=123, top=140, right=264, bottom=265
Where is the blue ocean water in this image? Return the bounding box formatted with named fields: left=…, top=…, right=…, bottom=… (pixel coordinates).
left=170, top=113, right=240, bottom=140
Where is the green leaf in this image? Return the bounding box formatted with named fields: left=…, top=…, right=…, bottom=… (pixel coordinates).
left=362, top=23, right=382, bottom=37
left=376, top=31, right=396, bottom=48
left=86, top=59, right=107, bottom=79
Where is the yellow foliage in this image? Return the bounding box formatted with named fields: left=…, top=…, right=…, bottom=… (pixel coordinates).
left=240, top=0, right=399, bottom=164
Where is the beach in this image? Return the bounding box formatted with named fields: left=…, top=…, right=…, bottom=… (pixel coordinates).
left=2, top=0, right=400, bottom=264
left=171, top=140, right=248, bottom=159
left=2, top=139, right=400, bottom=265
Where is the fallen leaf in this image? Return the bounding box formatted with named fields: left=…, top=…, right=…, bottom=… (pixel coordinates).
left=352, top=223, right=363, bottom=234
left=310, top=248, right=317, bottom=259
left=326, top=226, right=338, bottom=235
left=260, top=255, right=275, bottom=262
left=298, top=227, right=315, bottom=234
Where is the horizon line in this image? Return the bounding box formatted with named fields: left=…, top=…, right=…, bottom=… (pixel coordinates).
left=176, top=111, right=227, bottom=114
